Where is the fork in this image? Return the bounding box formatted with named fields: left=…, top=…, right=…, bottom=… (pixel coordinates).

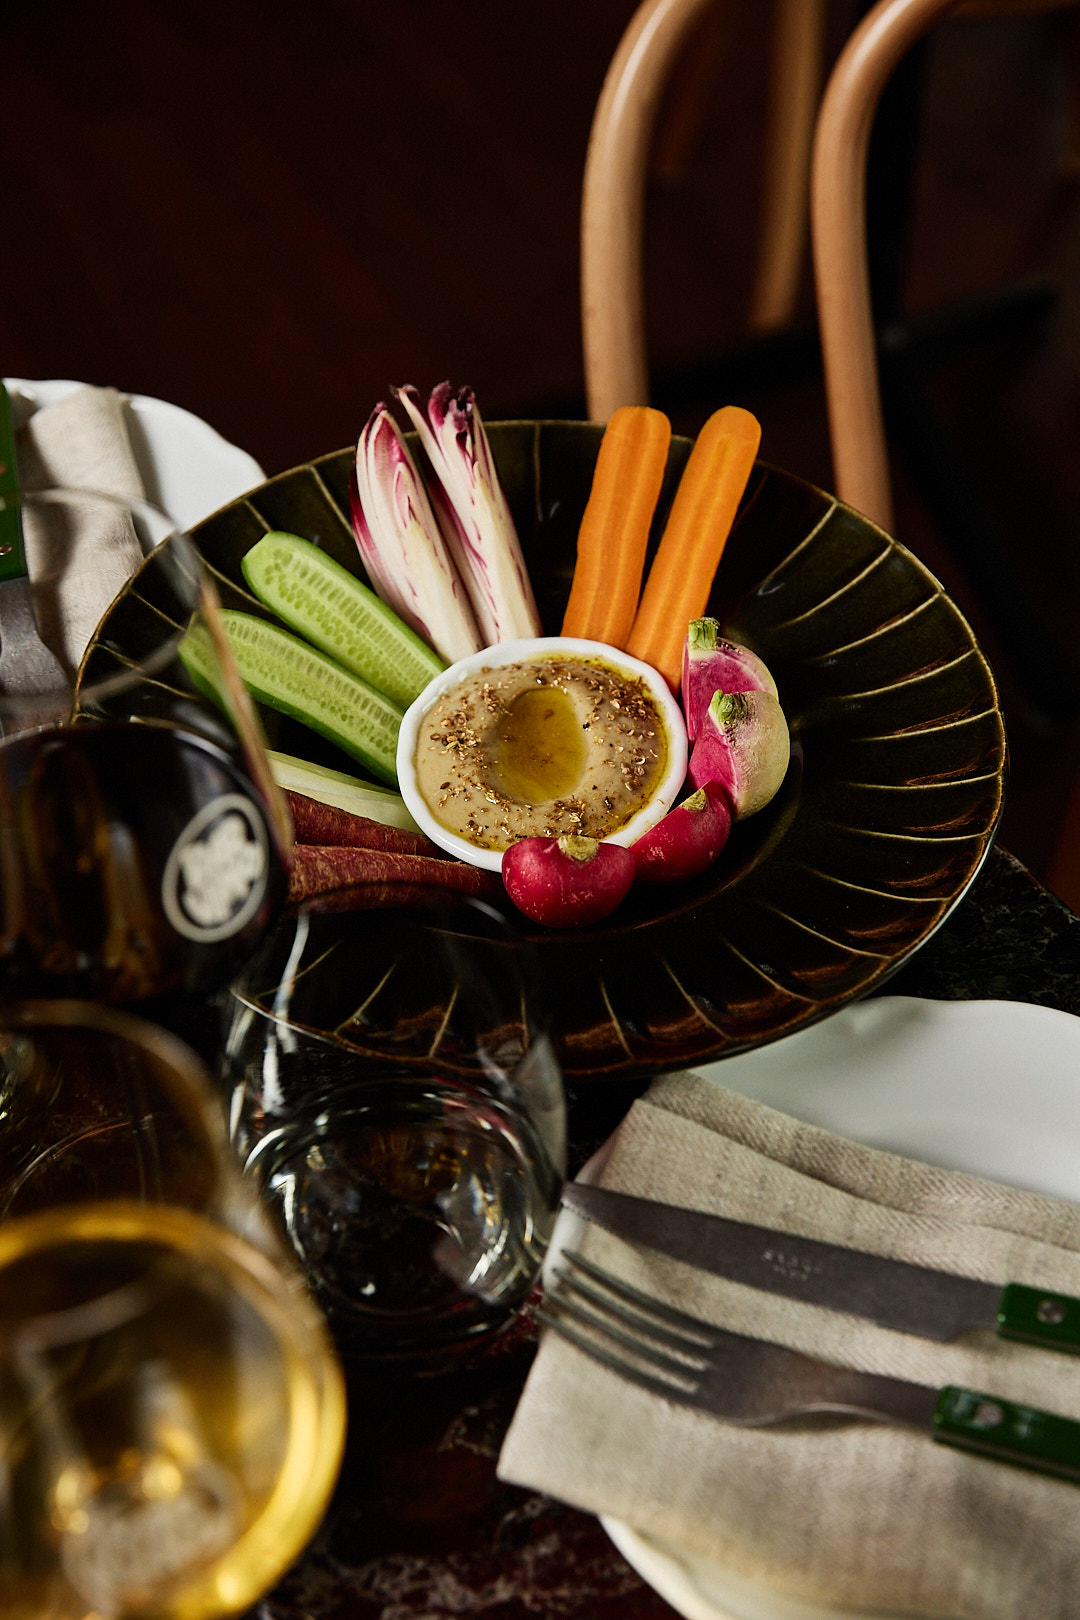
left=0, top=382, right=70, bottom=727
left=538, top=1251, right=1080, bottom=1481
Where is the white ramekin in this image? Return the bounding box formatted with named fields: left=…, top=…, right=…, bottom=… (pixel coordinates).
left=396, top=636, right=688, bottom=871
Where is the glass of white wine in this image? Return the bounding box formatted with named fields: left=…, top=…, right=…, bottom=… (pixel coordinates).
left=0, top=999, right=346, bottom=1619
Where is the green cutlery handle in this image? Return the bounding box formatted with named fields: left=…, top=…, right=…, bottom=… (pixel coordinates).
left=0, top=381, right=27, bottom=584
left=0, top=503, right=27, bottom=584
left=934, top=1385, right=1080, bottom=1483
left=997, top=1282, right=1080, bottom=1354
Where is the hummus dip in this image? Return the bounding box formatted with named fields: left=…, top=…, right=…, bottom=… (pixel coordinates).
left=413, top=655, right=669, bottom=852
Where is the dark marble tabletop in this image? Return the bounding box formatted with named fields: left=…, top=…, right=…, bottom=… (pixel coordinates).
left=243, top=844, right=1080, bottom=1620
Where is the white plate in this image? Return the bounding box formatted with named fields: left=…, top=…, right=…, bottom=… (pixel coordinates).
left=590, top=995, right=1080, bottom=1620
left=4, top=378, right=265, bottom=529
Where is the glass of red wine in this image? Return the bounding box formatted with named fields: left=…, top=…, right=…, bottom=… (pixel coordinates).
left=0, top=486, right=292, bottom=1004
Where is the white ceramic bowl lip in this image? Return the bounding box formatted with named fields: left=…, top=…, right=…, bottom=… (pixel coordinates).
left=396, top=636, right=689, bottom=872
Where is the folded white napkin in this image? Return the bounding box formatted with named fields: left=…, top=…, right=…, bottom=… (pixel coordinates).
left=498, top=1072, right=1080, bottom=1619
left=16, top=384, right=146, bottom=678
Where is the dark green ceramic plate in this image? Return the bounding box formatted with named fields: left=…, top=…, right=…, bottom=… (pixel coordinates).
left=84, top=423, right=1006, bottom=1080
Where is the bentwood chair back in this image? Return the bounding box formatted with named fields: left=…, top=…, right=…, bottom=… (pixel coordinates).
left=810, top=0, right=946, bottom=535
left=812, top=0, right=1080, bottom=532
left=582, top=0, right=828, bottom=421
left=586, top=0, right=1080, bottom=904
left=810, top=0, right=1080, bottom=907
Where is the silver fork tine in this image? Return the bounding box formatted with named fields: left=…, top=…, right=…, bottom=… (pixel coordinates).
left=552, top=1257, right=716, bottom=1362
left=561, top=1249, right=723, bottom=1345
left=536, top=1299, right=706, bottom=1408
left=545, top=1267, right=708, bottom=1388
left=539, top=1262, right=1080, bottom=1486
left=543, top=1251, right=938, bottom=1430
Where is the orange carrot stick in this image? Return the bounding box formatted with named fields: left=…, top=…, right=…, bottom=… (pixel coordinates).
left=560, top=405, right=672, bottom=647
left=625, top=405, right=761, bottom=689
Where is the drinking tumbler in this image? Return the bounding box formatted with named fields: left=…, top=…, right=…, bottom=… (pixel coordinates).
left=222, top=891, right=566, bottom=1364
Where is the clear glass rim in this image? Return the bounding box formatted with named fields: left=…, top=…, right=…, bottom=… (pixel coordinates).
left=2, top=486, right=293, bottom=855
left=0, top=997, right=233, bottom=1167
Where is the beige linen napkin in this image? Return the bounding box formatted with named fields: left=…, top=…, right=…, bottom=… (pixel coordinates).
left=498, top=1071, right=1080, bottom=1619
left=16, top=384, right=146, bottom=677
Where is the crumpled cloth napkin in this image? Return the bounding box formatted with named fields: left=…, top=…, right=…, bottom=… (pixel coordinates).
left=498, top=1070, right=1080, bottom=1620
left=16, top=384, right=146, bottom=678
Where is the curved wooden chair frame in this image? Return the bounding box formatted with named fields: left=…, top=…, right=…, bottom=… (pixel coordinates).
left=581, top=0, right=827, bottom=422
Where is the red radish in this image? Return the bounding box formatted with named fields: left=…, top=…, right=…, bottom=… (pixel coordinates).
left=689, top=690, right=790, bottom=818
left=502, top=835, right=635, bottom=928
left=681, top=618, right=778, bottom=741
left=289, top=845, right=501, bottom=904
left=284, top=789, right=451, bottom=858
left=631, top=786, right=732, bottom=883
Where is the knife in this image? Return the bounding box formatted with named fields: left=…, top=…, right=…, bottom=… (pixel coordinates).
left=561, top=1181, right=1080, bottom=1353
left=543, top=1250, right=1080, bottom=1484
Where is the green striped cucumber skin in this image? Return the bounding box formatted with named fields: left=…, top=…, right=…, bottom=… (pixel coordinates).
left=242, top=532, right=444, bottom=709
left=182, top=612, right=403, bottom=785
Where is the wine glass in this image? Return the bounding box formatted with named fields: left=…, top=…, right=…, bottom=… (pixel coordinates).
left=222, top=889, right=566, bottom=1365
left=0, top=998, right=345, bottom=1619
left=0, top=485, right=292, bottom=1003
